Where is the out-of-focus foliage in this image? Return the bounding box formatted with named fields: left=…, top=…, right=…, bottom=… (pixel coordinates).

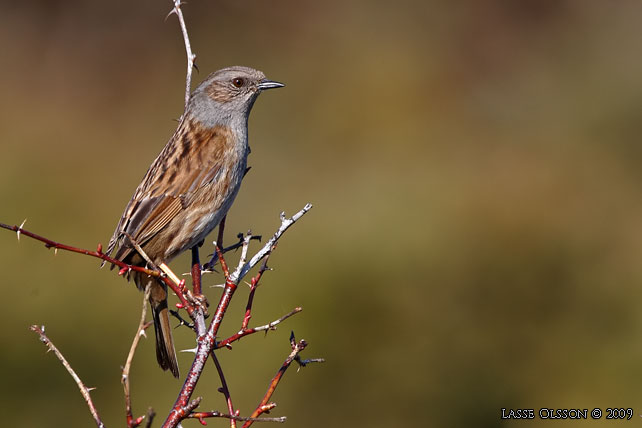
left=1, top=1, right=642, bottom=426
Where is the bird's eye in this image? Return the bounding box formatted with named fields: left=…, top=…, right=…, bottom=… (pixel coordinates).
left=232, top=78, right=244, bottom=88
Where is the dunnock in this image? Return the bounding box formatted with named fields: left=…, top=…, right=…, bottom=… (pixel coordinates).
left=106, top=66, right=283, bottom=377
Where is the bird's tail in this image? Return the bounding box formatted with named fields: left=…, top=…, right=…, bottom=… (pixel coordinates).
left=137, top=274, right=180, bottom=378
left=150, top=296, right=180, bottom=378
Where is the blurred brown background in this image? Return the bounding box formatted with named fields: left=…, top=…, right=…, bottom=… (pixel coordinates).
left=2, top=0, right=642, bottom=426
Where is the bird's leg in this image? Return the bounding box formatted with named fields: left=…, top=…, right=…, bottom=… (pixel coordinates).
left=191, top=245, right=209, bottom=311
left=191, top=246, right=202, bottom=296
left=217, top=215, right=226, bottom=250
left=202, top=216, right=226, bottom=271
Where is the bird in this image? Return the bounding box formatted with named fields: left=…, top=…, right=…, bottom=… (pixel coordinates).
left=105, top=66, right=284, bottom=378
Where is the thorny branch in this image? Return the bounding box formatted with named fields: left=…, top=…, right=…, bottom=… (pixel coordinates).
left=242, top=332, right=323, bottom=428
left=217, top=307, right=302, bottom=350
left=162, top=204, right=314, bottom=427
left=29, top=325, right=105, bottom=428
left=210, top=351, right=237, bottom=428
left=203, top=232, right=262, bottom=273
left=6, top=206, right=319, bottom=427
left=0, top=220, right=197, bottom=318
left=234, top=205, right=312, bottom=282
left=187, top=412, right=286, bottom=424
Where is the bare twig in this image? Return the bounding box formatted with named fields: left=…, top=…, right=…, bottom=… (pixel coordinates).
left=168, top=0, right=196, bottom=109
left=187, top=412, right=286, bottom=424
left=145, top=408, right=156, bottom=428
left=123, top=284, right=154, bottom=428
left=217, top=307, right=302, bottom=349
left=295, top=357, right=326, bottom=368
left=242, top=252, right=271, bottom=330
left=238, top=232, right=253, bottom=277
left=170, top=309, right=195, bottom=330
left=203, top=232, right=262, bottom=272
left=0, top=222, right=197, bottom=316
left=216, top=243, right=231, bottom=279
left=29, top=325, right=105, bottom=428
left=210, top=351, right=237, bottom=428
left=242, top=332, right=321, bottom=428
left=233, top=204, right=313, bottom=283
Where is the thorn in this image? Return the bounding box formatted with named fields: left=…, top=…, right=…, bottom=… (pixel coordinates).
left=118, top=267, right=129, bottom=276
left=17, top=218, right=26, bottom=241
left=165, top=8, right=177, bottom=21
left=54, top=248, right=58, bottom=256
left=96, top=243, right=102, bottom=254
left=180, top=347, right=198, bottom=354
left=87, top=387, right=97, bottom=392
left=175, top=302, right=184, bottom=309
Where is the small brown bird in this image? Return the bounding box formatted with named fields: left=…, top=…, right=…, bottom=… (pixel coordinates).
left=106, top=66, right=283, bottom=377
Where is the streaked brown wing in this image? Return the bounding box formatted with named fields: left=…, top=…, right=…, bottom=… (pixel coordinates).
left=106, top=123, right=232, bottom=263
left=124, top=195, right=183, bottom=246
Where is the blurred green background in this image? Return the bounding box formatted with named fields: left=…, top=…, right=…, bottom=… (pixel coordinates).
left=2, top=0, right=642, bottom=426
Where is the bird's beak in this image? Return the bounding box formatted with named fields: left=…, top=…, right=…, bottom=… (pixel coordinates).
left=258, top=79, right=285, bottom=90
